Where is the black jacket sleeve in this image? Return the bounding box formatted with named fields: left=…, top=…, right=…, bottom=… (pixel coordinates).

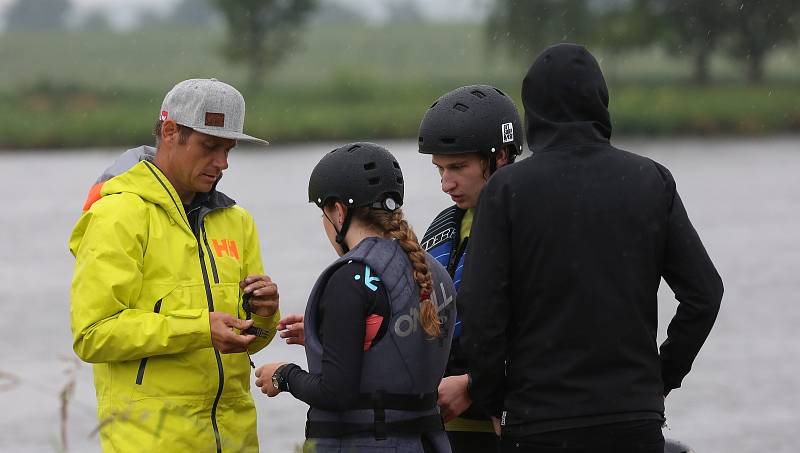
left=658, top=170, right=724, bottom=394
left=280, top=263, right=386, bottom=411
left=458, top=172, right=512, bottom=417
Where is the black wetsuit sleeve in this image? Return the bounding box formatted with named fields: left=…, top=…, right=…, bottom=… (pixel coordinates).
left=659, top=173, right=723, bottom=394
left=279, top=263, right=387, bottom=411
left=458, top=174, right=512, bottom=418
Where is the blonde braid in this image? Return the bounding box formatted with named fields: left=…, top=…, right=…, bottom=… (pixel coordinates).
left=362, top=208, right=441, bottom=338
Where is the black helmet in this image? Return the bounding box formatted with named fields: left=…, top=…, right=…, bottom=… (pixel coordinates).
left=418, top=84, right=523, bottom=162
left=309, top=142, right=404, bottom=212
left=309, top=142, right=404, bottom=253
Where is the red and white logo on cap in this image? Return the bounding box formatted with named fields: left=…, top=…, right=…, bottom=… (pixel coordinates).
left=160, top=110, right=168, bottom=121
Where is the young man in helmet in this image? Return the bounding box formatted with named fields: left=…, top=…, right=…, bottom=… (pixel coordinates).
left=417, top=85, right=523, bottom=452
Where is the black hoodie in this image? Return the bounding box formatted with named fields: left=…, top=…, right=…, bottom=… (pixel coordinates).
left=458, top=44, right=723, bottom=435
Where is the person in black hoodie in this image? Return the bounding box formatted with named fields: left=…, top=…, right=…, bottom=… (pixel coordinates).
left=457, top=43, right=723, bottom=452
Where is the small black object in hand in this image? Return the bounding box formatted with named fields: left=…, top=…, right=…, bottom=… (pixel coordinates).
left=242, top=293, right=252, bottom=314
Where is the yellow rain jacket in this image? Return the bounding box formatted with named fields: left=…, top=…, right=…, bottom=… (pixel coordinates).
left=69, top=155, right=279, bottom=452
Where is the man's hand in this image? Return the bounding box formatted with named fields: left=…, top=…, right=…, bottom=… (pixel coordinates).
left=491, top=416, right=501, bottom=436
left=437, top=374, right=472, bottom=423
left=241, top=275, right=279, bottom=318
left=209, top=312, right=256, bottom=353
left=278, top=314, right=305, bottom=346
left=254, top=362, right=286, bottom=397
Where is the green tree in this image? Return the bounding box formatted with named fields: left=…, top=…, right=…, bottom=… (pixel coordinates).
left=486, top=0, right=594, bottom=63
left=593, top=0, right=662, bottom=53
left=78, top=8, right=112, bottom=32
left=658, top=0, right=731, bottom=85
left=4, top=0, right=71, bottom=31
left=312, top=1, right=364, bottom=24
left=725, top=0, right=800, bottom=84
left=168, top=0, right=219, bottom=27
left=385, top=0, right=424, bottom=23
left=211, top=0, right=318, bottom=92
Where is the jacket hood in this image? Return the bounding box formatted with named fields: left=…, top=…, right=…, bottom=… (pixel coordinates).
left=83, top=146, right=234, bottom=228
left=522, top=43, right=612, bottom=151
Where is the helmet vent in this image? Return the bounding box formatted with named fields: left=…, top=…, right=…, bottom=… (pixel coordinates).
left=453, top=103, right=469, bottom=112
left=440, top=137, right=456, bottom=144
left=364, top=162, right=376, bottom=170
left=368, top=177, right=380, bottom=186
left=347, top=144, right=361, bottom=153
left=470, top=89, right=486, bottom=98
left=494, top=88, right=506, bottom=96
left=430, top=101, right=438, bottom=109
left=392, top=161, right=400, bottom=169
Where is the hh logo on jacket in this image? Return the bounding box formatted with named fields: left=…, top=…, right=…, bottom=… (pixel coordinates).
left=211, top=239, right=239, bottom=260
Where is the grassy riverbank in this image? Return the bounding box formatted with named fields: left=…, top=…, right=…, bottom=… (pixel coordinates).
left=2, top=81, right=798, bottom=149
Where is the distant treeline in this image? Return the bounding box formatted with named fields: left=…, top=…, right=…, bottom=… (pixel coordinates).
left=5, top=0, right=799, bottom=88
left=2, top=1, right=799, bottom=148
left=487, top=0, right=800, bottom=85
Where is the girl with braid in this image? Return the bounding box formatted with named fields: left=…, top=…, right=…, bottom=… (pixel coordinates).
left=256, top=143, right=457, bottom=453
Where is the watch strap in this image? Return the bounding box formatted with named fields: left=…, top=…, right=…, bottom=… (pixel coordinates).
left=272, top=363, right=291, bottom=392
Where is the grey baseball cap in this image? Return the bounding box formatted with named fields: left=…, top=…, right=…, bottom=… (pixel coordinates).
left=159, top=78, right=268, bottom=145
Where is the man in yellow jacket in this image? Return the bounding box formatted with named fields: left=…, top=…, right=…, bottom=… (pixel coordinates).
left=69, top=78, right=280, bottom=452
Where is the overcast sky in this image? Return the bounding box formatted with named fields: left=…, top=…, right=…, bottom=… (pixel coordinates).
left=0, top=0, right=490, bottom=29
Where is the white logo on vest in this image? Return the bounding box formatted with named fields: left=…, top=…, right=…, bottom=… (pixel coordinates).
left=394, top=282, right=454, bottom=337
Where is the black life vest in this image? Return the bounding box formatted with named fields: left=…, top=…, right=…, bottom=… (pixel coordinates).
left=304, top=237, right=456, bottom=439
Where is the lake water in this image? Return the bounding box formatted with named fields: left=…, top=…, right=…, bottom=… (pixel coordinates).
left=1, top=138, right=798, bottom=452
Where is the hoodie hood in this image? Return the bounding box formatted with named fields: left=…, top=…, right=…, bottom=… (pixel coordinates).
left=82, top=146, right=234, bottom=231
left=82, top=146, right=154, bottom=211
left=522, top=43, right=612, bottom=152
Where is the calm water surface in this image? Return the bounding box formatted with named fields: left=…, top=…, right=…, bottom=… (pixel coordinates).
left=1, top=138, right=798, bottom=452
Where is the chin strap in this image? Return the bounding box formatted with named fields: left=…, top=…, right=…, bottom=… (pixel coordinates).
left=325, top=208, right=354, bottom=254
left=489, top=154, right=498, bottom=174
left=489, top=145, right=518, bottom=175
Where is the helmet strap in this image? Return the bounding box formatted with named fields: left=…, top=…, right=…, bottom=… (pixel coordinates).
left=330, top=208, right=354, bottom=254
left=489, top=153, right=498, bottom=175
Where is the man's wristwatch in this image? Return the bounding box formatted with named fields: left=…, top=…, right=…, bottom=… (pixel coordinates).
left=271, top=364, right=290, bottom=392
